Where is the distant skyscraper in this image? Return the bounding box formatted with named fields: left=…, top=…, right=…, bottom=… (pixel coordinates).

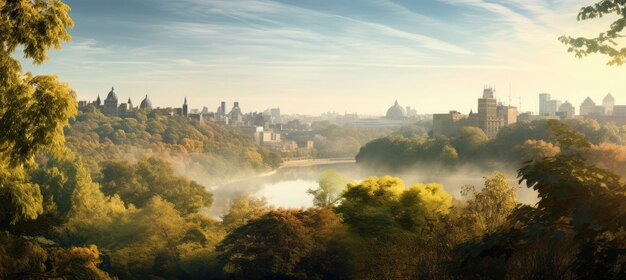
left=603, top=93, right=615, bottom=115
left=270, top=108, right=281, bottom=122
left=580, top=97, right=597, bottom=116
left=539, top=93, right=550, bottom=116
left=220, top=101, right=226, bottom=116
left=478, top=87, right=499, bottom=138
left=559, top=101, right=575, bottom=117
left=546, top=100, right=562, bottom=116
left=229, top=102, right=243, bottom=123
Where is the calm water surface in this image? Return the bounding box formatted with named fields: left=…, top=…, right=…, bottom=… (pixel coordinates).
left=209, top=161, right=539, bottom=217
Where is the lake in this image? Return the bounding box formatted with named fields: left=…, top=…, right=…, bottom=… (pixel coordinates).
left=208, top=159, right=539, bottom=217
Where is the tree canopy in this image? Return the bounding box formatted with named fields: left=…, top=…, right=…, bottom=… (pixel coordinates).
left=560, top=0, right=626, bottom=65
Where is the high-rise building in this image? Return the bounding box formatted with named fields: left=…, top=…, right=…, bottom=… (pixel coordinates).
left=545, top=100, right=562, bottom=116
left=558, top=101, right=575, bottom=117
left=478, top=87, right=500, bottom=138
left=539, top=93, right=550, bottom=116
left=229, top=102, right=243, bottom=123
left=220, top=101, right=226, bottom=116
left=603, top=93, right=615, bottom=115
left=580, top=97, right=600, bottom=116
left=270, top=108, right=281, bottom=123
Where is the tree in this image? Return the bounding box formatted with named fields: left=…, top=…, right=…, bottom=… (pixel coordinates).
left=221, top=194, right=267, bottom=230
left=0, top=0, right=76, bottom=166
left=0, top=232, right=112, bottom=279
left=335, top=176, right=452, bottom=236
left=460, top=172, right=519, bottom=235
left=560, top=0, right=626, bottom=65
left=454, top=121, right=626, bottom=279
left=453, top=126, right=488, bottom=157
left=0, top=0, right=76, bottom=227
left=307, top=170, right=347, bottom=207
left=100, top=157, right=213, bottom=215
left=217, top=208, right=350, bottom=280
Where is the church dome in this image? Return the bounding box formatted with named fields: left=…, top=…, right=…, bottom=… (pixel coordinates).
left=140, top=95, right=152, bottom=110
left=386, top=100, right=406, bottom=120
left=105, top=87, right=118, bottom=102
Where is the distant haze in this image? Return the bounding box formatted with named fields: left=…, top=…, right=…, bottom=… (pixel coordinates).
left=19, top=0, right=626, bottom=115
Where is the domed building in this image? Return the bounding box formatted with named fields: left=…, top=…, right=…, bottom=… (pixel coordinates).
left=386, top=100, right=406, bottom=120
left=103, top=87, right=118, bottom=116
left=140, top=95, right=152, bottom=110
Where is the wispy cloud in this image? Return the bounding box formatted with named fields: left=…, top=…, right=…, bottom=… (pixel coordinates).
left=21, top=0, right=626, bottom=115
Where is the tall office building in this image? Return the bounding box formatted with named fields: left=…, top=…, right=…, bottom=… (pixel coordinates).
left=580, top=97, right=598, bottom=116
left=478, top=87, right=500, bottom=138
left=546, top=100, right=562, bottom=116
left=559, top=101, right=576, bottom=117
left=539, top=93, right=550, bottom=116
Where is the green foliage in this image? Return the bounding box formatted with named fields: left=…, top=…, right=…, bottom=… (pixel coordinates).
left=0, top=231, right=112, bottom=279
left=356, top=135, right=459, bottom=170
left=107, top=197, right=187, bottom=279
left=0, top=162, right=43, bottom=225
left=100, top=157, right=213, bottom=215
left=217, top=208, right=350, bottom=280
left=453, top=126, right=488, bottom=157
left=307, top=170, right=347, bottom=207
left=0, top=1, right=76, bottom=167
left=454, top=123, right=626, bottom=279
left=461, top=172, right=519, bottom=235
left=336, top=176, right=452, bottom=236
left=66, top=109, right=280, bottom=182
left=357, top=119, right=626, bottom=172
left=0, top=0, right=76, bottom=226
left=560, top=0, right=626, bottom=65
left=221, top=194, right=267, bottom=231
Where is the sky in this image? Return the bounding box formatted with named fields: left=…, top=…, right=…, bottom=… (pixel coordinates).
left=18, top=0, right=626, bottom=115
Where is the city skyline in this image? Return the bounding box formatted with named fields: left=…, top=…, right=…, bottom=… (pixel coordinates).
left=81, top=86, right=620, bottom=118
left=18, top=0, right=626, bottom=115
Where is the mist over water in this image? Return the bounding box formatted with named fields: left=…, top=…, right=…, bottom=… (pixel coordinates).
left=207, top=161, right=539, bottom=217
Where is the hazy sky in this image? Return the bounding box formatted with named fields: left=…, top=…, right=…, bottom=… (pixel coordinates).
left=18, top=0, right=626, bottom=115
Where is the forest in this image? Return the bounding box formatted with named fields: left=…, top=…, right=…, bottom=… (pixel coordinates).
left=66, top=108, right=281, bottom=184
left=356, top=118, right=626, bottom=178
left=1, top=0, right=625, bottom=279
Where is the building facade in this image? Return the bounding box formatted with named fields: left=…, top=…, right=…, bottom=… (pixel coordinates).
left=478, top=87, right=500, bottom=138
